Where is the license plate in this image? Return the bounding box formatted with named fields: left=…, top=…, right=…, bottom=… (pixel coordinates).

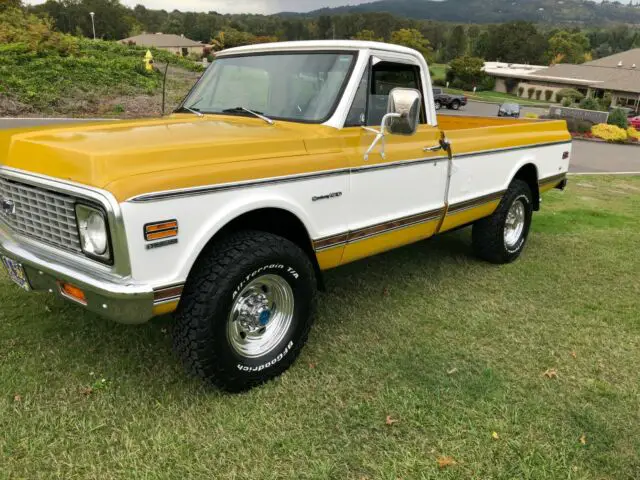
left=1, top=256, right=31, bottom=291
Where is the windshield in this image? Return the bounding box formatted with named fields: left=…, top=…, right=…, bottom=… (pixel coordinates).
left=181, top=52, right=356, bottom=123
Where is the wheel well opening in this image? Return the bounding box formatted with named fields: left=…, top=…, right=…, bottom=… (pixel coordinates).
left=514, top=164, right=540, bottom=211
left=212, top=208, right=324, bottom=289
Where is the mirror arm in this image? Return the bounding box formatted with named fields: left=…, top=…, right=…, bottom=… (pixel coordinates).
left=362, top=113, right=402, bottom=161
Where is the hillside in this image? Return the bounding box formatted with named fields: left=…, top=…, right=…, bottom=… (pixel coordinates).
left=0, top=8, right=203, bottom=117
left=308, top=0, right=640, bottom=25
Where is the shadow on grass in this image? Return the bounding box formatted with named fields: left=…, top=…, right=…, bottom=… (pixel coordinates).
left=4, top=227, right=480, bottom=391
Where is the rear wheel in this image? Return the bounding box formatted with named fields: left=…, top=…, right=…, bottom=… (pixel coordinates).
left=472, top=179, right=533, bottom=264
left=451, top=100, right=461, bottom=110
left=173, top=231, right=316, bottom=392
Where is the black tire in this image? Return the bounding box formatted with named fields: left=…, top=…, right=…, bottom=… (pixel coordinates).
left=451, top=100, right=461, bottom=110
left=472, top=179, right=533, bottom=264
left=173, top=231, right=317, bottom=392
left=435, top=100, right=442, bottom=110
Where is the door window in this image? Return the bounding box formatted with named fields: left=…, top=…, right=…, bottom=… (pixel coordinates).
left=345, top=60, right=426, bottom=127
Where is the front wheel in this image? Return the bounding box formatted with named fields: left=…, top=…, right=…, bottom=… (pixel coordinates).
left=434, top=100, right=442, bottom=110
left=173, top=231, right=317, bottom=392
left=472, top=179, right=533, bottom=264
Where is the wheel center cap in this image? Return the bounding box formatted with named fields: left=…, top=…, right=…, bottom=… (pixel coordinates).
left=258, top=309, right=272, bottom=326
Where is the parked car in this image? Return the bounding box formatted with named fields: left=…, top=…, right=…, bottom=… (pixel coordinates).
left=629, top=116, right=640, bottom=130
left=0, top=40, right=571, bottom=392
left=498, top=103, right=521, bottom=118
left=433, top=87, right=467, bottom=110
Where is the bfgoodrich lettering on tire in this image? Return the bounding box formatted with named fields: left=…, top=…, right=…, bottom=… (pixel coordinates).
left=472, top=179, right=533, bottom=264
left=173, top=230, right=316, bottom=392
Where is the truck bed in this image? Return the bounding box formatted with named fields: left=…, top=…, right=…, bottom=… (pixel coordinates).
left=437, top=116, right=571, bottom=156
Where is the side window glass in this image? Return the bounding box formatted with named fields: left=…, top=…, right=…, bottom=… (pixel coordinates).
left=368, top=62, right=424, bottom=126
left=345, top=66, right=369, bottom=127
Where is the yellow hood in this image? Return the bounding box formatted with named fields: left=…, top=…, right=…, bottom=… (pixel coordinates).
left=0, top=115, right=343, bottom=201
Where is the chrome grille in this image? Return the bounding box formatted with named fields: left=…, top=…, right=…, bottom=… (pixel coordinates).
left=0, top=176, right=82, bottom=253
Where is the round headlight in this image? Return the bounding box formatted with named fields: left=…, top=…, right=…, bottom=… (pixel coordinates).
left=85, top=211, right=108, bottom=255
left=76, top=204, right=110, bottom=261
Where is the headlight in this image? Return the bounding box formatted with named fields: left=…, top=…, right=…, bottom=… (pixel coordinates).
left=75, top=204, right=111, bottom=263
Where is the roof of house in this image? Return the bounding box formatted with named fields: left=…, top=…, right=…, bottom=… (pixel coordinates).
left=530, top=63, right=640, bottom=94
left=585, top=48, right=640, bottom=68
left=487, top=48, right=640, bottom=94
left=120, top=33, right=202, bottom=48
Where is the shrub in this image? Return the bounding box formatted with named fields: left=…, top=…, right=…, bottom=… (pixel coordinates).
left=545, top=90, right=553, bottom=101
left=607, top=108, right=629, bottom=129
left=576, top=120, right=593, bottom=134
left=535, top=90, right=542, bottom=100
left=432, top=77, right=446, bottom=87
left=579, top=97, right=601, bottom=111
left=601, top=93, right=612, bottom=110
left=627, top=127, right=640, bottom=141
left=527, top=87, right=535, bottom=98
left=564, top=118, right=578, bottom=132
left=518, top=86, right=525, bottom=97
left=525, top=112, right=539, bottom=119
left=562, top=97, right=573, bottom=107
left=591, top=123, right=628, bottom=142
left=556, top=88, right=584, bottom=103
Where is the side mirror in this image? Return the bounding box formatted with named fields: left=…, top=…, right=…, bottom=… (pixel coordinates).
left=387, top=88, right=422, bottom=136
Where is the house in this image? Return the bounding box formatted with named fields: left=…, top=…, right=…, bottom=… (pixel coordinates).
left=120, top=33, right=203, bottom=57
left=486, top=49, right=640, bottom=112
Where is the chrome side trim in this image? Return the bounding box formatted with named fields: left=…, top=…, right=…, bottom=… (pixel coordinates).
left=453, top=140, right=571, bottom=160
left=0, top=166, right=132, bottom=277
left=130, top=167, right=352, bottom=202
left=313, top=207, right=443, bottom=251
left=539, top=173, right=567, bottom=186
left=128, top=140, right=571, bottom=203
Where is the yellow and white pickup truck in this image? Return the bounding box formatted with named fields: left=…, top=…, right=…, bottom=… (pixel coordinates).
left=0, top=41, right=570, bottom=391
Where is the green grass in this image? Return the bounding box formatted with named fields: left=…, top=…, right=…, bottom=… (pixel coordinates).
left=0, top=39, right=203, bottom=115
left=446, top=88, right=551, bottom=107
left=431, top=63, right=448, bottom=82
left=2, top=176, right=640, bottom=479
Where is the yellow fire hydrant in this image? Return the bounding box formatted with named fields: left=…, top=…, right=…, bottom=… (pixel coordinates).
left=144, top=50, right=154, bottom=72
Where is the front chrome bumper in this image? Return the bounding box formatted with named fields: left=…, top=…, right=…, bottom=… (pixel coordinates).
left=0, top=220, right=154, bottom=324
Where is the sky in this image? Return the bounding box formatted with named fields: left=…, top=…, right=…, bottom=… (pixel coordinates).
left=23, top=0, right=380, bottom=14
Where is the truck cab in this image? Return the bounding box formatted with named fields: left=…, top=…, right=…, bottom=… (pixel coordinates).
left=0, top=41, right=571, bottom=391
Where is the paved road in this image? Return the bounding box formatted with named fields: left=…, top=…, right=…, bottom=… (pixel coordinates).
left=440, top=102, right=640, bottom=174
left=2, top=106, right=639, bottom=174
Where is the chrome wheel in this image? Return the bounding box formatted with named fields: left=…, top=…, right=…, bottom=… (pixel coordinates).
left=504, top=198, right=526, bottom=248
left=227, top=274, right=294, bottom=358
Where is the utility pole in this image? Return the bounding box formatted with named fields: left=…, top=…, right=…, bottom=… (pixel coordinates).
left=89, top=12, right=96, bottom=40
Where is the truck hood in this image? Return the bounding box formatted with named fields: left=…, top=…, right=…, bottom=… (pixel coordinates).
left=0, top=115, right=339, bottom=201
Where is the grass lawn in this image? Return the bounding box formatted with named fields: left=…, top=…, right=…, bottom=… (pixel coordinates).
left=2, top=176, right=640, bottom=479
left=431, top=63, right=448, bottom=82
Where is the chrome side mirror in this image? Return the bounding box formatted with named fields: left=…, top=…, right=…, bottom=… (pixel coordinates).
left=387, top=88, right=422, bottom=136
left=362, top=88, right=422, bottom=161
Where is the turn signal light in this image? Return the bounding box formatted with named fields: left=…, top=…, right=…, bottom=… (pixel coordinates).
left=144, top=220, right=178, bottom=241
left=59, top=282, right=87, bottom=305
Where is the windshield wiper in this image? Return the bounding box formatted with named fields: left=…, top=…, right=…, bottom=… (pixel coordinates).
left=175, top=105, right=204, bottom=117
left=222, top=107, right=274, bottom=125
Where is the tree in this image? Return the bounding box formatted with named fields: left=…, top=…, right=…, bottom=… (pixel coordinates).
left=546, top=30, right=590, bottom=64
left=445, top=25, right=467, bottom=61
left=352, top=29, right=382, bottom=42
left=485, top=21, right=548, bottom=64
left=390, top=28, right=433, bottom=60
left=448, top=56, right=485, bottom=89
left=0, top=0, right=23, bottom=12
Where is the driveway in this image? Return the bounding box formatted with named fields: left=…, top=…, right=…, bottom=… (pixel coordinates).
left=2, top=109, right=639, bottom=174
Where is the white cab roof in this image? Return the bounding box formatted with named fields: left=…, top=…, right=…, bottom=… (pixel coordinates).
left=218, top=40, right=421, bottom=58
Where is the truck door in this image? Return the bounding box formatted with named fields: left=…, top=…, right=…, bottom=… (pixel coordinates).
left=339, top=53, right=448, bottom=264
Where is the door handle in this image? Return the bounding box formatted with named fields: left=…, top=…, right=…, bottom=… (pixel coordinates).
left=424, top=144, right=443, bottom=152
